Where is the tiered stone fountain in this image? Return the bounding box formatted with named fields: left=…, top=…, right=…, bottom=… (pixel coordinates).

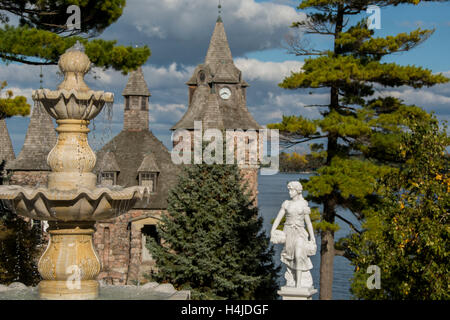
left=0, top=42, right=150, bottom=300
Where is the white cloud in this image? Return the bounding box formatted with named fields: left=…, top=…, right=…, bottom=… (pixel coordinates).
left=380, top=88, right=450, bottom=106
left=235, top=58, right=303, bottom=83
left=105, top=0, right=306, bottom=65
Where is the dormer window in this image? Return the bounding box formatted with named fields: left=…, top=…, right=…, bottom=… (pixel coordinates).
left=99, top=172, right=117, bottom=186
left=139, top=172, right=158, bottom=192
left=96, top=151, right=120, bottom=186
left=137, top=153, right=160, bottom=193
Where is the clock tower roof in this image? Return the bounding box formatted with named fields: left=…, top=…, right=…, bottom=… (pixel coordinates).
left=172, top=17, right=261, bottom=131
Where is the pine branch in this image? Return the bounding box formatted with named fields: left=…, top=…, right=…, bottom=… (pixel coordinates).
left=335, top=213, right=362, bottom=234
left=0, top=53, right=55, bottom=65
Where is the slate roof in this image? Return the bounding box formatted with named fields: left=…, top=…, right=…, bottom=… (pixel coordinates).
left=122, top=67, right=151, bottom=97
left=6, top=102, right=57, bottom=171
left=94, top=130, right=179, bottom=209
left=0, top=119, right=15, bottom=163
left=137, top=153, right=160, bottom=172
left=205, top=20, right=234, bottom=68
left=96, top=151, right=120, bottom=172
left=172, top=19, right=262, bottom=131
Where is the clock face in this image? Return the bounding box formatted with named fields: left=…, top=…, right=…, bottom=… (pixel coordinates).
left=219, top=87, right=231, bottom=100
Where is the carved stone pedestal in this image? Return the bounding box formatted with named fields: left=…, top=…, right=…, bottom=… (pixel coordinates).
left=277, top=286, right=318, bottom=300
left=38, top=223, right=101, bottom=300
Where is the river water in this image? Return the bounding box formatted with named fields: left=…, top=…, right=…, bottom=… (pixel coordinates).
left=258, top=172, right=355, bottom=300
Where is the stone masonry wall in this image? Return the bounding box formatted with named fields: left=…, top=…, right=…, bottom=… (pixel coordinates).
left=239, top=167, right=259, bottom=207
left=94, top=209, right=164, bottom=285
left=124, top=96, right=149, bottom=131
left=8, top=171, right=50, bottom=187
left=124, top=109, right=149, bottom=132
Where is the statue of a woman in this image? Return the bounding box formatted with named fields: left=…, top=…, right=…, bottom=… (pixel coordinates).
left=271, top=181, right=316, bottom=288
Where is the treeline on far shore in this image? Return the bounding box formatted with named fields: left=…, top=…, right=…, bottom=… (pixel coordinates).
left=261, top=152, right=325, bottom=173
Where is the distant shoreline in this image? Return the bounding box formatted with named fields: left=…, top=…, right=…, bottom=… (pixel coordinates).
left=276, top=171, right=316, bottom=174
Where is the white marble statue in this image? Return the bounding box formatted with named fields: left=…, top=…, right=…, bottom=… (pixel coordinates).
left=271, top=181, right=317, bottom=289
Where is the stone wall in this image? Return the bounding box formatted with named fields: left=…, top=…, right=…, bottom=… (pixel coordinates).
left=94, top=209, right=165, bottom=285
left=239, top=167, right=259, bottom=207
left=124, top=96, right=149, bottom=131
left=8, top=171, right=50, bottom=187
left=124, top=109, right=149, bottom=132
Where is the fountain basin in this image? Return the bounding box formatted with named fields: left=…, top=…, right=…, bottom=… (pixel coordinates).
left=0, top=282, right=191, bottom=300
left=33, top=89, right=114, bottom=120
left=0, top=185, right=149, bottom=221
left=0, top=41, right=153, bottom=300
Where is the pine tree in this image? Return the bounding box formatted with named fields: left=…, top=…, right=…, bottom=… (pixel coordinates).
left=268, top=0, right=448, bottom=299
left=0, top=81, right=31, bottom=119
left=0, top=0, right=151, bottom=119
left=147, top=163, right=280, bottom=300
left=347, top=116, right=449, bottom=299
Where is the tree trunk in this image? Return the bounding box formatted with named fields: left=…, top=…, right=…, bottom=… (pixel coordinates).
left=319, top=198, right=336, bottom=300
left=317, top=3, right=344, bottom=301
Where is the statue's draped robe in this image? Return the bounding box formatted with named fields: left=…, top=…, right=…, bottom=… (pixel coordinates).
left=281, top=199, right=313, bottom=271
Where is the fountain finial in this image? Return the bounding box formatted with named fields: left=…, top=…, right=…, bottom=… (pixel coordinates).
left=67, top=40, right=85, bottom=52
left=58, top=41, right=91, bottom=91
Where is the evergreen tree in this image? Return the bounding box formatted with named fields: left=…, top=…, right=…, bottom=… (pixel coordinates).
left=347, top=116, right=449, bottom=299
left=0, top=81, right=31, bottom=119
left=268, top=0, right=448, bottom=299
left=0, top=0, right=151, bottom=119
left=147, top=163, right=280, bottom=300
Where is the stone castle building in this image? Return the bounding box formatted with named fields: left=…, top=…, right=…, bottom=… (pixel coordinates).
left=172, top=15, right=262, bottom=203
left=92, top=66, right=180, bottom=284
left=1, top=16, right=262, bottom=284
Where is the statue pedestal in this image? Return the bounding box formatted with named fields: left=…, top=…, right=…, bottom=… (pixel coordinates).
left=278, top=286, right=317, bottom=300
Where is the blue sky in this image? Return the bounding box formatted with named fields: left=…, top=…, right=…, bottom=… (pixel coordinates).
left=2, top=0, right=450, bottom=155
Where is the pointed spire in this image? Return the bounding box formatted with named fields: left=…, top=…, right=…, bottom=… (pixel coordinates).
left=6, top=101, right=57, bottom=171
left=205, top=17, right=233, bottom=66
left=217, top=0, right=223, bottom=22
left=0, top=119, right=15, bottom=163
left=122, top=67, right=151, bottom=97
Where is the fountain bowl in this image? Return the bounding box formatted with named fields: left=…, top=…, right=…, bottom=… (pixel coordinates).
left=0, top=185, right=149, bottom=222
left=32, top=89, right=114, bottom=121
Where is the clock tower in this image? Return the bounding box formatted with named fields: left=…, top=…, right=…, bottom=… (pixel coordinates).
left=172, top=14, right=262, bottom=205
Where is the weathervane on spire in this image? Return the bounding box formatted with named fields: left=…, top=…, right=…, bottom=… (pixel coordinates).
left=217, top=0, right=223, bottom=22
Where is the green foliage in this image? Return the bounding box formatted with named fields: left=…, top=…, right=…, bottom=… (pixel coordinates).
left=0, top=25, right=151, bottom=74
left=347, top=119, right=449, bottom=299
left=0, top=0, right=150, bottom=117
left=0, top=81, right=30, bottom=119
left=280, top=54, right=447, bottom=90
left=268, top=115, right=318, bottom=137
left=268, top=0, right=448, bottom=298
left=146, top=163, right=280, bottom=300
left=278, top=152, right=324, bottom=172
